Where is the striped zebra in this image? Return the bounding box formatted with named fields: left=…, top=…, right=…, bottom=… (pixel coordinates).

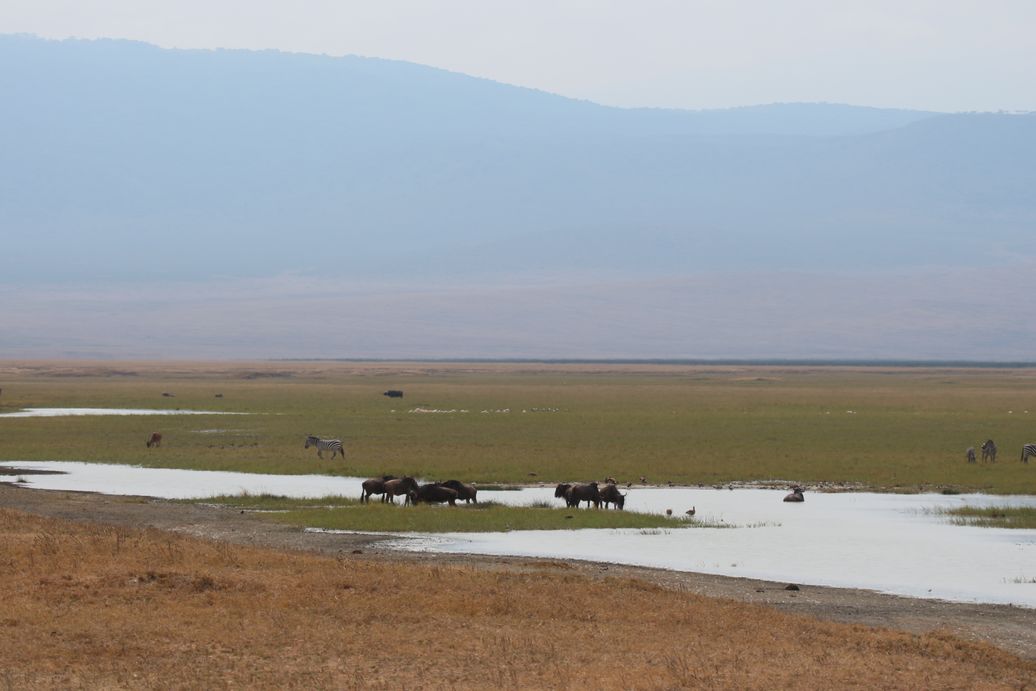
left=981, top=439, right=997, bottom=463
left=965, top=446, right=976, bottom=464
left=1021, top=443, right=1036, bottom=464
left=305, top=435, right=345, bottom=460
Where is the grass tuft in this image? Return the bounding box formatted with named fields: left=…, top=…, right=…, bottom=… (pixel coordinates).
left=938, top=505, right=1036, bottom=529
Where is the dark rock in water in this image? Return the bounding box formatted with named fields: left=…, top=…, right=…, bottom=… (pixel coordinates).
left=785, top=584, right=800, bottom=591
left=352, top=549, right=363, bottom=554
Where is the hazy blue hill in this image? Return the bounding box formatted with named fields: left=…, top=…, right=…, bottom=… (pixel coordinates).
left=2, top=34, right=1033, bottom=284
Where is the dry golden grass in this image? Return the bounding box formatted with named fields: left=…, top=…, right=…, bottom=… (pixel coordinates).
left=1, top=509, right=1033, bottom=690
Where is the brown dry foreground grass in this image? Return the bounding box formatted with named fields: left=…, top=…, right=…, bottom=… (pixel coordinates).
left=2, top=509, right=1034, bottom=690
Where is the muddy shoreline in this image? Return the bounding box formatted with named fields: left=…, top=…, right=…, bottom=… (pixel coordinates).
left=3, top=481, right=1035, bottom=661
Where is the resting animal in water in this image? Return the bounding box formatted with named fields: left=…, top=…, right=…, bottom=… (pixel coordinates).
left=783, top=486, right=805, bottom=503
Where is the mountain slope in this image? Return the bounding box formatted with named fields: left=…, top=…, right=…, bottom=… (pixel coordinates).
left=1, top=34, right=1033, bottom=285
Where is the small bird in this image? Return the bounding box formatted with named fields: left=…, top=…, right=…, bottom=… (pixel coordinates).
left=665, top=508, right=673, bottom=516
left=686, top=507, right=696, bottom=516
left=640, top=476, right=647, bottom=484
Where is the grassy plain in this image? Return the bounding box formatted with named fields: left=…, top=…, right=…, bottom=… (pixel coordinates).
left=3, top=506, right=1033, bottom=689
left=2, top=360, right=1036, bottom=493
left=203, top=493, right=692, bottom=532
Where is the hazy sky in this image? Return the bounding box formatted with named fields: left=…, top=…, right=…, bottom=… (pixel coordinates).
left=3, top=0, right=1035, bottom=112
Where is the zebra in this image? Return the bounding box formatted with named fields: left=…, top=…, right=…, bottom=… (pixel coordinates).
left=1021, top=443, right=1036, bottom=464
left=981, top=439, right=997, bottom=463
left=304, top=435, right=345, bottom=460
left=965, top=446, right=976, bottom=464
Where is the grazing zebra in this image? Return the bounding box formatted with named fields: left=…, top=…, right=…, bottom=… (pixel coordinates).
left=304, top=435, right=345, bottom=460
left=981, top=439, right=997, bottom=463
left=1021, top=443, right=1036, bottom=464
left=965, top=446, right=976, bottom=464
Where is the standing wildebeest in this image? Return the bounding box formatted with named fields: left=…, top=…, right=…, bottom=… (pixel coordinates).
left=382, top=477, right=419, bottom=504
left=383, top=390, right=404, bottom=398
left=304, top=435, right=345, bottom=460
left=981, top=439, right=998, bottom=463
left=146, top=432, right=162, bottom=448
left=783, top=486, right=805, bottom=503
left=966, top=446, right=977, bottom=464
left=408, top=483, right=459, bottom=506
left=554, top=484, right=572, bottom=503
left=599, top=483, right=626, bottom=510
left=565, top=482, right=601, bottom=509
left=360, top=475, right=397, bottom=503
left=441, top=480, right=477, bottom=504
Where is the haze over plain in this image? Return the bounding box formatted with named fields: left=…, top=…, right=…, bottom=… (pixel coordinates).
left=1, top=3, right=1034, bottom=360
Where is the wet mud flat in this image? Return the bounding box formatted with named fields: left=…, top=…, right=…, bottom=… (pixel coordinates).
left=2, top=481, right=1036, bottom=662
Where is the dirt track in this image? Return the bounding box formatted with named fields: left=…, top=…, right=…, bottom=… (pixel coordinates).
left=3, top=480, right=1036, bottom=662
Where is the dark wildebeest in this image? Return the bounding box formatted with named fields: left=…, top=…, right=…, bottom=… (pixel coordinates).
left=383, top=390, right=404, bottom=398
left=554, top=484, right=572, bottom=503
left=599, top=483, right=626, bottom=510
left=783, top=486, right=805, bottom=503
left=360, top=475, right=397, bottom=503
left=566, top=482, right=601, bottom=509
left=408, top=483, right=459, bottom=507
left=382, top=477, right=419, bottom=504
left=146, top=432, right=162, bottom=448
left=441, top=480, right=477, bottom=504
left=966, top=446, right=977, bottom=464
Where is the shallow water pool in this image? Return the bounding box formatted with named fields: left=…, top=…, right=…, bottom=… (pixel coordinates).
left=0, top=408, right=247, bottom=418
left=3, top=460, right=1035, bottom=607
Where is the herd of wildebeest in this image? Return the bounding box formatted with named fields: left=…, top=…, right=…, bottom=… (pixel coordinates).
left=359, top=476, right=480, bottom=507
left=357, top=476, right=632, bottom=509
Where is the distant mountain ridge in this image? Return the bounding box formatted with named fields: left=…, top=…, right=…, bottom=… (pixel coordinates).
left=1, top=33, right=1034, bottom=285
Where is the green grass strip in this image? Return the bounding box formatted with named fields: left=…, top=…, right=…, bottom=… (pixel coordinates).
left=201, top=494, right=695, bottom=532
left=939, top=505, right=1036, bottom=529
